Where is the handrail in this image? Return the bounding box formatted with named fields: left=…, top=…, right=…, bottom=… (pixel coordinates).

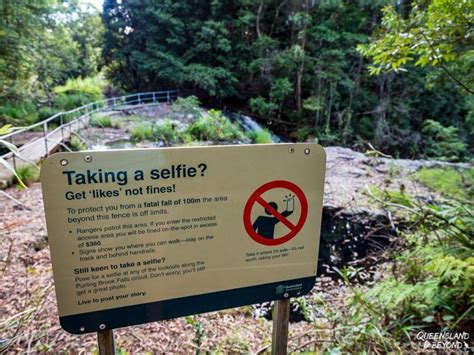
left=0, top=90, right=178, bottom=141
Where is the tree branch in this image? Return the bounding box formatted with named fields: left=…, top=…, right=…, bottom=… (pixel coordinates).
left=420, top=32, right=474, bottom=95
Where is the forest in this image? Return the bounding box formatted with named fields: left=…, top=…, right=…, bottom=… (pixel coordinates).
left=1, top=0, right=473, bottom=160
left=0, top=0, right=473, bottom=353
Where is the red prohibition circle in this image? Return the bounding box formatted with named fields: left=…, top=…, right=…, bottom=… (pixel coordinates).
left=243, top=180, right=308, bottom=246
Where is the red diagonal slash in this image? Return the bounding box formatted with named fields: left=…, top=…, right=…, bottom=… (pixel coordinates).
left=255, top=195, right=296, bottom=230
left=244, top=180, right=308, bottom=246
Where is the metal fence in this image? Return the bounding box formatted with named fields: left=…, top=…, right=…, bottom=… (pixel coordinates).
left=0, top=90, right=178, bottom=167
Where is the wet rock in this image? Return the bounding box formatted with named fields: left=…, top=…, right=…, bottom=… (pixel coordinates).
left=318, top=205, right=398, bottom=276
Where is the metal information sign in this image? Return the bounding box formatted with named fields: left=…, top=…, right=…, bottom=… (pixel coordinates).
left=41, top=143, right=326, bottom=334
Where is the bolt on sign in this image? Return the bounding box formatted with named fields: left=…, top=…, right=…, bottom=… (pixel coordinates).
left=41, top=143, right=326, bottom=334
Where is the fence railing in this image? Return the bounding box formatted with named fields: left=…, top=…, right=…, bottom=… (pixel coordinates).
left=0, top=90, right=178, bottom=163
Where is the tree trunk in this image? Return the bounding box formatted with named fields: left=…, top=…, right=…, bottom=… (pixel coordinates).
left=374, top=74, right=391, bottom=148
left=314, top=75, right=322, bottom=133
left=325, top=82, right=335, bottom=133
left=270, top=0, right=288, bottom=36
left=343, top=55, right=363, bottom=144
left=295, top=0, right=309, bottom=113
left=256, top=0, right=263, bottom=39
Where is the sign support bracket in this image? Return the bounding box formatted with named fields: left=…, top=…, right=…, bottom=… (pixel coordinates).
left=97, top=329, right=115, bottom=355
left=271, top=298, right=290, bottom=355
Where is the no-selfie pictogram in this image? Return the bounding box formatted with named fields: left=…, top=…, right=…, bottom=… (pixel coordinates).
left=243, top=180, right=308, bottom=246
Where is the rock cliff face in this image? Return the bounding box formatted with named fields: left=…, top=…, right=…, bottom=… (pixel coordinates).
left=319, top=146, right=469, bottom=275
left=323, top=146, right=467, bottom=210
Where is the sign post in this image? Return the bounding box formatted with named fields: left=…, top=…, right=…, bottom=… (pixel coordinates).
left=97, top=329, right=115, bottom=355
left=40, top=143, right=326, bottom=349
left=272, top=298, right=291, bottom=355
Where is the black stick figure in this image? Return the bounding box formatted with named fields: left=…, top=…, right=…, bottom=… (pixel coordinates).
left=252, top=201, right=293, bottom=239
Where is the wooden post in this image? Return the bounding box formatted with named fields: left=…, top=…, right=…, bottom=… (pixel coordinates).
left=97, top=329, right=115, bottom=355
left=272, top=298, right=291, bottom=355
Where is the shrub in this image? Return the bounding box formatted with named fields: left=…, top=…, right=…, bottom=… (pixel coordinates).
left=247, top=129, right=273, bottom=144
left=89, top=114, right=112, bottom=128
left=154, top=119, right=179, bottom=143
left=53, top=93, right=94, bottom=111
left=14, top=164, right=40, bottom=187
left=186, top=109, right=245, bottom=141
left=369, top=187, right=473, bottom=323
left=316, top=130, right=339, bottom=145
left=171, top=95, right=201, bottom=118
left=69, top=135, right=88, bottom=151
left=322, top=186, right=474, bottom=352
left=294, top=126, right=313, bottom=141
left=37, top=107, right=61, bottom=121
left=249, top=97, right=278, bottom=117
left=54, top=76, right=105, bottom=100
left=130, top=123, right=154, bottom=142
left=422, top=119, right=467, bottom=161
left=53, top=76, right=105, bottom=110
left=0, top=101, right=38, bottom=126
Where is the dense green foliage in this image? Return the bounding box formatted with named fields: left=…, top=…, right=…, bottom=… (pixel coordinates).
left=248, top=128, right=273, bottom=144
left=185, top=109, right=245, bottom=142
left=53, top=76, right=105, bottom=110
left=0, top=0, right=103, bottom=125
left=102, top=0, right=472, bottom=159
left=89, top=113, right=112, bottom=128
left=358, top=0, right=474, bottom=94
left=170, top=96, right=202, bottom=119
left=316, top=171, right=473, bottom=352
left=0, top=75, right=106, bottom=126
left=130, top=107, right=247, bottom=145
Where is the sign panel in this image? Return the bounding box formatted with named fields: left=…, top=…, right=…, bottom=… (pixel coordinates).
left=41, top=143, right=326, bottom=334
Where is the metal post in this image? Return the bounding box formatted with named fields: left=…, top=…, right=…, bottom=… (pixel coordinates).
left=43, top=122, right=49, bottom=156
left=97, top=329, right=115, bottom=355
left=272, top=299, right=291, bottom=355
left=138, top=94, right=141, bottom=104
left=9, top=136, right=17, bottom=170
left=60, top=114, right=64, bottom=140
left=167, top=91, right=170, bottom=102
left=153, top=92, right=156, bottom=103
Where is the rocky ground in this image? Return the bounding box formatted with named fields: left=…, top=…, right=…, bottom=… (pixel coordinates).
left=0, top=143, right=450, bottom=353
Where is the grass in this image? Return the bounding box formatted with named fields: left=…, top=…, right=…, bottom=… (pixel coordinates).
left=130, top=123, right=154, bottom=142
left=247, top=129, right=273, bottom=144
left=89, top=114, right=112, bottom=128
left=129, top=119, right=179, bottom=144
left=185, top=109, right=245, bottom=141
left=14, top=164, right=40, bottom=187
left=415, top=167, right=474, bottom=200
left=153, top=119, right=179, bottom=143
left=128, top=110, right=246, bottom=144
left=69, top=135, right=88, bottom=151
